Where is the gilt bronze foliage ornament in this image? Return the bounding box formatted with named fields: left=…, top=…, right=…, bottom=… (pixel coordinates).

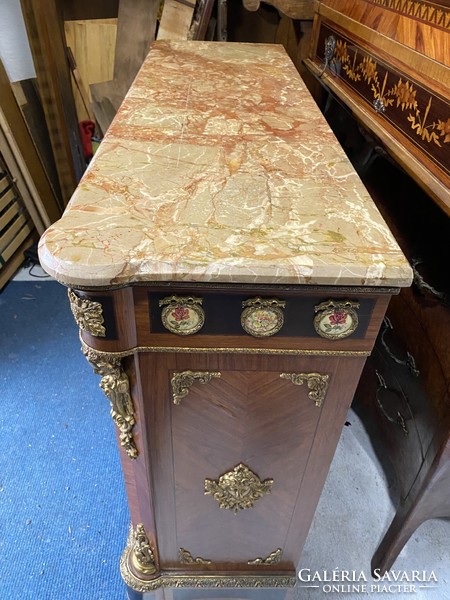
left=68, top=289, right=106, bottom=337
left=280, top=372, right=330, bottom=407
left=131, top=524, right=157, bottom=575
left=204, top=463, right=273, bottom=514
left=248, top=548, right=283, bottom=565
left=171, top=370, right=221, bottom=405
left=179, top=548, right=212, bottom=565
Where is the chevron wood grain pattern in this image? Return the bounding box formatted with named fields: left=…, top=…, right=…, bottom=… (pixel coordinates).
left=132, top=351, right=366, bottom=569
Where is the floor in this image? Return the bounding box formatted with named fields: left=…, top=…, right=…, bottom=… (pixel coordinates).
left=10, top=264, right=450, bottom=599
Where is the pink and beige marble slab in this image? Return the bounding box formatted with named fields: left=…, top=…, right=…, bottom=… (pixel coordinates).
left=38, top=41, right=412, bottom=289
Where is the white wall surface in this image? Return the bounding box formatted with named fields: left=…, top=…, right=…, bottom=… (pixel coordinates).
left=0, top=0, right=36, bottom=82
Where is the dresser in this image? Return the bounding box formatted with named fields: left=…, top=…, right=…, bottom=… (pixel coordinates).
left=38, top=41, right=411, bottom=599
left=304, top=0, right=450, bottom=574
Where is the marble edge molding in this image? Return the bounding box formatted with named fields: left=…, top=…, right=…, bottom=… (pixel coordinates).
left=37, top=244, right=414, bottom=290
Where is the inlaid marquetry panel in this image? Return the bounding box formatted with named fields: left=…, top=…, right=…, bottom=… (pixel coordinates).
left=168, top=367, right=327, bottom=563
left=315, top=24, right=450, bottom=180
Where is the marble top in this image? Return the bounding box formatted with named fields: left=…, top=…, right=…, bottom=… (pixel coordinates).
left=39, top=41, right=412, bottom=289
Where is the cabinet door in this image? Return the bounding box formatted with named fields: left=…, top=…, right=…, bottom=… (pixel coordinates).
left=135, top=352, right=366, bottom=570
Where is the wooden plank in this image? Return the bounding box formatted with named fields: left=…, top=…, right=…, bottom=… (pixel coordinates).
left=242, top=0, right=314, bottom=19
left=1, top=220, right=34, bottom=263
left=11, top=79, right=63, bottom=208
left=0, top=112, right=47, bottom=235
left=0, top=213, right=28, bottom=250
left=157, top=0, right=196, bottom=40
left=0, top=202, right=20, bottom=232
left=89, top=79, right=128, bottom=135
left=0, top=188, right=16, bottom=213
left=190, top=0, right=216, bottom=40
left=64, top=19, right=117, bottom=122
left=20, top=0, right=86, bottom=205
left=114, top=0, right=159, bottom=91
left=0, top=234, right=36, bottom=291
left=0, top=60, right=62, bottom=223
left=0, top=175, right=10, bottom=195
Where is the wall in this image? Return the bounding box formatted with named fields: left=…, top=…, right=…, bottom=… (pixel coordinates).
left=0, top=0, right=35, bottom=82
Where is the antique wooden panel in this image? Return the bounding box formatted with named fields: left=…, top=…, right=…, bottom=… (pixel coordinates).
left=306, top=1, right=450, bottom=214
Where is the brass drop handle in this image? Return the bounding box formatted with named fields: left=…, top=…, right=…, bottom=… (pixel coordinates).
left=319, top=35, right=337, bottom=77
left=380, top=317, right=420, bottom=377
left=412, top=258, right=448, bottom=304
left=375, top=371, right=409, bottom=436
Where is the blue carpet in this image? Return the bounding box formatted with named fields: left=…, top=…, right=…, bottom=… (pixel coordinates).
left=0, top=281, right=129, bottom=600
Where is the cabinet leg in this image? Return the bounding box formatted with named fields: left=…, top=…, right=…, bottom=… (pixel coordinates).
left=372, top=440, right=450, bottom=574
left=371, top=502, right=426, bottom=575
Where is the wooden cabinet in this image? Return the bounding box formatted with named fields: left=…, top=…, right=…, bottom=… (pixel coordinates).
left=38, top=41, right=411, bottom=597
left=74, top=283, right=392, bottom=598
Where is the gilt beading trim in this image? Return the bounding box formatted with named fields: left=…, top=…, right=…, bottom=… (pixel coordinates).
left=79, top=337, right=370, bottom=358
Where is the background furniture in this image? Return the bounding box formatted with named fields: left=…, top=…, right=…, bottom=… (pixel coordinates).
left=304, top=0, right=450, bottom=570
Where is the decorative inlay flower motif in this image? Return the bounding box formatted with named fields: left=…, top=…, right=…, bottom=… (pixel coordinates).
left=392, top=79, right=418, bottom=111
left=361, top=57, right=377, bottom=84
left=437, top=118, right=450, bottom=143
left=334, top=40, right=349, bottom=64
left=324, top=32, right=450, bottom=151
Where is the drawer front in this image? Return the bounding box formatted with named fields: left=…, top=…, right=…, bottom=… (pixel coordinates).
left=354, top=346, right=423, bottom=500
left=147, top=289, right=374, bottom=340
left=73, top=285, right=391, bottom=353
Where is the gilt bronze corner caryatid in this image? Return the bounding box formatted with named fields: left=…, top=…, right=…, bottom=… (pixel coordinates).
left=82, top=343, right=138, bottom=459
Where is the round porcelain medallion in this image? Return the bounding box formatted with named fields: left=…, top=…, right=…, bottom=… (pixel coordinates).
left=313, top=300, right=359, bottom=340
left=241, top=298, right=285, bottom=337
left=160, top=296, right=205, bottom=336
